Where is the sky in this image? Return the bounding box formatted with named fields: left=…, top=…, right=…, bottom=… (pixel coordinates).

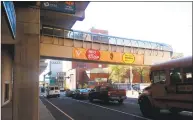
left=72, top=2, right=192, bottom=56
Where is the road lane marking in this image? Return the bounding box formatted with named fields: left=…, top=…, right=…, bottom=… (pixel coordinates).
left=44, top=99, right=74, bottom=120
left=68, top=98, right=152, bottom=120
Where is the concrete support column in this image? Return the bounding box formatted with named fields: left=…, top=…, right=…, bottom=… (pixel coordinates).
left=13, top=7, right=40, bottom=120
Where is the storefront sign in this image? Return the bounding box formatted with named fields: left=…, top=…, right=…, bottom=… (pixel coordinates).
left=72, top=47, right=144, bottom=65
left=3, top=1, right=16, bottom=39
left=122, top=53, right=135, bottom=64
left=86, top=49, right=100, bottom=60
left=41, top=1, right=76, bottom=14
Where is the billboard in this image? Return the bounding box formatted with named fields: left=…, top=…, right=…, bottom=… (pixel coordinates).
left=41, top=1, right=76, bottom=14
left=72, top=47, right=144, bottom=65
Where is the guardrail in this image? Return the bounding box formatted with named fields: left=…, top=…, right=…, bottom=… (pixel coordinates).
left=41, top=26, right=173, bottom=52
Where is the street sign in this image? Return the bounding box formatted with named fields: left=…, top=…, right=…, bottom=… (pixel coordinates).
left=45, top=77, right=50, bottom=79
left=57, top=72, right=66, bottom=76
left=50, top=79, right=55, bottom=85
left=41, top=1, right=76, bottom=14
left=3, top=1, right=16, bottom=39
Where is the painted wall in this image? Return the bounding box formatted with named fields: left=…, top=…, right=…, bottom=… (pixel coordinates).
left=1, top=48, right=13, bottom=106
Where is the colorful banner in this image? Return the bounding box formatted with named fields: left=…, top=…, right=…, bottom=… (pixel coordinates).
left=73, top=48, right=87, bottom=60
left=72, top=48, right=144, bottom=65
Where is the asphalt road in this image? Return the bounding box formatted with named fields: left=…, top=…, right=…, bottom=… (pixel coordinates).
left=40, top=94, right=193, bottom=120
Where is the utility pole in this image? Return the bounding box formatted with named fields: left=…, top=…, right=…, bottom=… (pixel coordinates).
left=130, top=66, right=133, bottom=95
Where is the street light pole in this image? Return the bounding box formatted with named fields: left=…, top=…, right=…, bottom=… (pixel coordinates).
left=130, top=66, right=133, bottom=95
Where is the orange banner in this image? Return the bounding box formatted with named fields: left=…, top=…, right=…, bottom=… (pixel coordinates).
left=100, top=51, right=122, bottom=63
left=73, top=48, right=87, bottom=60
left=72, top=48, right=144, bottom=65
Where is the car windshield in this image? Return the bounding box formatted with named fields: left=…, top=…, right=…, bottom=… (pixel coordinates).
left=79, top=89, right=88, bottom=92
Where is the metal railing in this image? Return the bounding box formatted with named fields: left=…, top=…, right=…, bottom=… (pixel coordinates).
left=41, top=26, right=173, bottom=52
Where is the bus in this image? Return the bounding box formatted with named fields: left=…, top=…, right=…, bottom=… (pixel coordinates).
left=138, top=56, right=192, bottom=118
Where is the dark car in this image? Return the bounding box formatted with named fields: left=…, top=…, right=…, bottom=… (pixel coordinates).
left=66, top=89, right=75, bottom=97
left=88, top=85, right=127, bottom=104
left=72, top=89, right=90, bottom=99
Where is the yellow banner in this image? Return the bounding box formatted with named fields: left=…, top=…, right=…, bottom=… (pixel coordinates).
left=72, top=48, right=144, bottom=65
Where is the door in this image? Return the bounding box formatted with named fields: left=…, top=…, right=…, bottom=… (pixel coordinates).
left=91, top=86, right=100, bottom=99
left=151, top=70, right=168, bottom=99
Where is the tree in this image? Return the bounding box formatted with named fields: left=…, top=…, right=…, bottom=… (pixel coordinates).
left=83, top=83, right=88, bottom=88
left=132, top=66, right=150, bottom=83
left=108, top=65, right=126, bottom=83
left=78, top=84, right=82, bottom=89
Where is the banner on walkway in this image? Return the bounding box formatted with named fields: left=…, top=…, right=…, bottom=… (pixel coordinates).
left=72, top=47, right=144, bottom=65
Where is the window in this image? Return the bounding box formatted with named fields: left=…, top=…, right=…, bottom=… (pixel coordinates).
left=153, top=71, right=160, bottom=83
left=95, top=86, right=100, bottom=92
left=50, top=87, right=54, bottom=90
left=55, top=87, right=59, bottom=90
left=170, top=68, right=182, bottom=84
left=183, top=67, right=193, bottom=83
left=100, top=86, right=107, bottom=91
left=152, top=71, right=166, bottom=83
left=53, top=28, right=64, bottom=38
left=160, top=71, right=166, bottom=81
left=4, top=83, right=9, bottom=102
left=93, top=35, right=99, bottom=41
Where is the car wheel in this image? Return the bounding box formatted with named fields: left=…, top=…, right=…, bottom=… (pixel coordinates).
left=118, top=99, right=123, bottom=104
left=139, top=97, right=159, bottom=118
left=169, top=108, right=181, bottom=114
left=58, top=95, right=60, bottom=97
left=104, top=99, right=109, bottom=104
left=72, top=95, right=75, bottom=99
left=89, top=97, right=93, bottom=102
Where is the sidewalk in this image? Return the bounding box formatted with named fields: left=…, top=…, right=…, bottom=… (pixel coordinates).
left=1, top=99, right=55, bottom=120
left=39, top=99, right=55, bottom=120
left=1, top=101, right=12, bottom=120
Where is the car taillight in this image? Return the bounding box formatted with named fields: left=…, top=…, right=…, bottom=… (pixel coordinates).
left=108, top=92, right=111, bottom=96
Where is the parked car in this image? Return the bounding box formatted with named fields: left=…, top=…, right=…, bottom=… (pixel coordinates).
left=88, top=85, right=127, bottom=104
left=45, top=85, right=60, bottom=98
left=72, top=89, right=90, bottom=99
left=60, top=87, right=65, bottom=92
left=66, top=89, right=75, bottom=97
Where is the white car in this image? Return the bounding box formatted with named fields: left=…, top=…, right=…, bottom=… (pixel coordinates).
left=45, top=86, right=60, bottom=98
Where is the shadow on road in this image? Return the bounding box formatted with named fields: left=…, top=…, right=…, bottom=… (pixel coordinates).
left=89, top=100, right=125, bottom=106
left=153, top=112, right=193, bottom=120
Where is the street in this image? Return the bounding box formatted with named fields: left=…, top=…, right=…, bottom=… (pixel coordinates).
left=40, top=93, right=193, bottom=120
